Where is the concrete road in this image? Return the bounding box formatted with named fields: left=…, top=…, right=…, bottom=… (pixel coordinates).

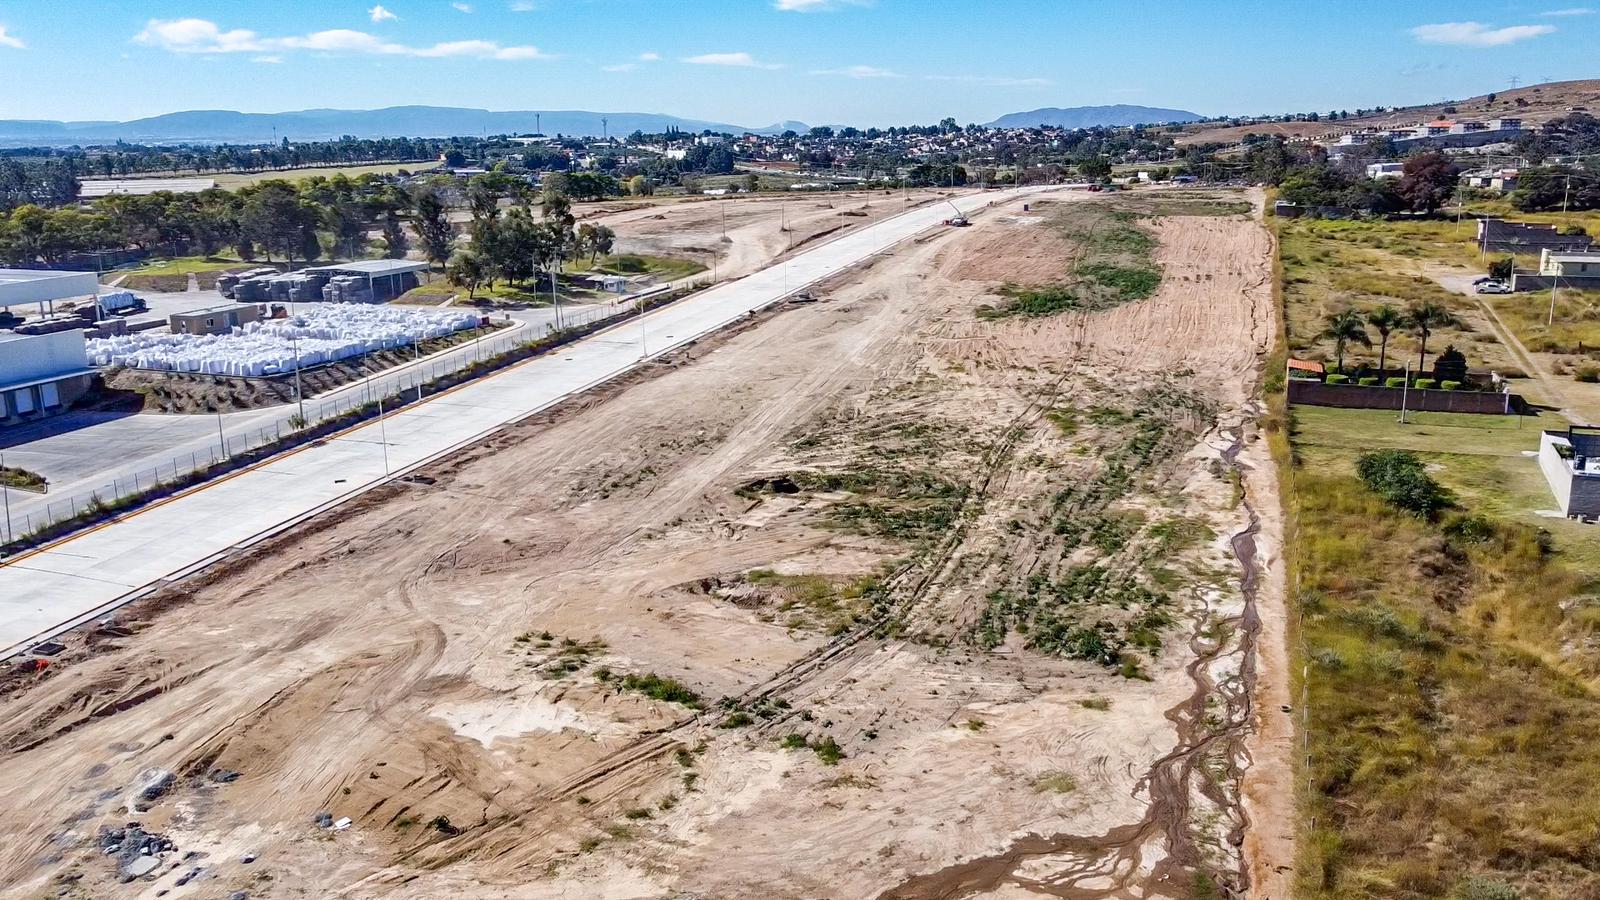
left=1, top=319, right=530, bottom=534
left=0, top=187, right=1056, bottom=657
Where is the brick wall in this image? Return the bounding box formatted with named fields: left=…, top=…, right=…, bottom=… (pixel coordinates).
left=1288, top=380, right=1523, bottom=414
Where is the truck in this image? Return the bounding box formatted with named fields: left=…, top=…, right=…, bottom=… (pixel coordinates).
left=97, top=291, right=146, bottom=316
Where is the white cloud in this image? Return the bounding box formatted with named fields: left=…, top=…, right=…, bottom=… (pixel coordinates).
left=134, top=18, right=546, bottom=60
left=252, top=55, right=284, bottom=64
left=683, top=51, right=781, bottom=69
left=1410, top=21, right=1556, bottom=46
left=638, top=51, right=660, bottom=61
left=452, top=2, right=474, bottom=10
left=775, top=0, right=868, bottom=10
left=812, top=64, right=900, bottom=78
left=1542, top=7, right=1594, bottom=15
left=924, top=73, right=1052, bottom=87
left=0, top=25, right=24, bottom=50
left=368, top=4, right=398, bottom=22
left=509, top=0, right=535, bottom=10
left=603, top=63, right=637, bottom=72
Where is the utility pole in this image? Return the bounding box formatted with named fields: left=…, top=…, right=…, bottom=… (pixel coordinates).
left=1550, top=175, right=1573, bottom=327
left=1399, top=361, right=1411, bottom=425
left=1, top=452, right=12, bottom=545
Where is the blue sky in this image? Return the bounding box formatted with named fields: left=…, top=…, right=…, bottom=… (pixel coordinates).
left=0, top=0, right=1595, bottom=127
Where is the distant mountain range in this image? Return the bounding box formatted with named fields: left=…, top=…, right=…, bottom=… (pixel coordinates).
left=0, top=102, right=1207, bottom=148
left=985, top=105, right=1204, bottom=129
left=0, top=106, right=808, bottom=147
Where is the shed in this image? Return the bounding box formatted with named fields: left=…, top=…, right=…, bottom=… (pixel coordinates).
left=303, top=260, right=429, bottom=302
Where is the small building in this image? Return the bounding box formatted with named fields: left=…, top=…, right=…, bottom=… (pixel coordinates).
left=303, top=260, right=428, bottom=303
left=1367, top=162, right=1405, bottom=179
left=169, top=303, right=262, bottom=336
left=1539, top=248, right=1600, bottom=281
left=0, top=331, right=95, bottom=426
left=1539, top=427, right=1600, bottom=518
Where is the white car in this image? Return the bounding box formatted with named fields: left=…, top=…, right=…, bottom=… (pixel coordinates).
left=1475, top=281, right=1512, bottom=295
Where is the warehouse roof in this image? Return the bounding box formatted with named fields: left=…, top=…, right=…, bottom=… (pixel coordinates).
left=305, top=260, right=430, bottom=277
left=0, top=269, right=99, bottom=309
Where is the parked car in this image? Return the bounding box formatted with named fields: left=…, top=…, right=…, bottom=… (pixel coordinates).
left=1475, top=280, right=1512, bottom=294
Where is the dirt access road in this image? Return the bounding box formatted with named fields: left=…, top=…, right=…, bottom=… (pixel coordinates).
left=0, top=189, right=1286, bottom=899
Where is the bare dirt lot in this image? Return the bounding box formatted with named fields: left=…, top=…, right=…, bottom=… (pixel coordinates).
left=0, top=189, right=1283, bottom=900
left=589, top=188, right=962, bottom=281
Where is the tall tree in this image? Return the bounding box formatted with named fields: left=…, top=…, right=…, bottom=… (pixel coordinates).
left=410, top=187, right=455, bottom=268
left=1404, top=301, right=1462, bottom=374
left=1320, top=310, right=1372, bottom=374
left=1398, top=150, right=1459, bottom=214
left=445, top=250, right=486, bottom=300
left=1365, top=305, right=1403, bottom=375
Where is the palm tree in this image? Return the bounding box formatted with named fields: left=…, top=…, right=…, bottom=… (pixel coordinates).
left=1365, top=304, right=1404, bottom=375
left=1320, top=310, right=1372, bottom=374
left=1404, top=301, right=1462, bottom=374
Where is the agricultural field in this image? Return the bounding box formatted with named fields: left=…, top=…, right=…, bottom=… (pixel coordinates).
left=0, top=188, right=1287, bottom=898
left=210, top=161, right=430, bottom=188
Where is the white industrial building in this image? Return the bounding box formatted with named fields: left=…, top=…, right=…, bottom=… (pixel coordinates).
left=0, top=331, right=94, bottom=426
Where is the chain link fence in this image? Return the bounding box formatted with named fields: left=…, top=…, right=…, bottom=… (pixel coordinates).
left=1, top=297, right=650, bottom=545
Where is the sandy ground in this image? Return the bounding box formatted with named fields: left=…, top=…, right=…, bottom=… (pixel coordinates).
left=588, top=188, right=964, bottom=283
left=0, top=189, right=1285, bottom=899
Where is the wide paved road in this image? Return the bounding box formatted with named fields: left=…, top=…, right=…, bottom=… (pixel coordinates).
left=0, top=187, right=1056, bottom=657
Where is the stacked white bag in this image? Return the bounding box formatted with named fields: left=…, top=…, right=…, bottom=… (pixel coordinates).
left=85, top=304, right=480, bottom=375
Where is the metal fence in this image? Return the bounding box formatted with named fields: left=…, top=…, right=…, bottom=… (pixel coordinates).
left=0, top=297, right=652, bottom=545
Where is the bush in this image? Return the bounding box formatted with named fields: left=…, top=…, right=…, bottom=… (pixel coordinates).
left=1414, top=378, right=1437, bottom=390
left=618, top=672, right=703, bottom=708
left=1358, top=377, right=1380, bottom=386
left=1327, top=373, right=1350, bottom=384
left=1440, top=380, right=1462, bottom=391
left=1576, top=366, right=1600, bottom=383
left=1356, top=449, right=1451, bottom=517
left=1385, top=377, right=1408, bottom=388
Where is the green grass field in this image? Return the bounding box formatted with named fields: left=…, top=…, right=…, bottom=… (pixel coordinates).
left=1285, top=398, right=1600, bottom=898
left=567, top=253, right=706, bottom=281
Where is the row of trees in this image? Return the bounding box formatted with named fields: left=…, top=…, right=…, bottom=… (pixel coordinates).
left=0, top=173, right=458, bottom=268
left=2, top=135, right=485, bottom=190
left=1320, top=301, right=1462, bottom=375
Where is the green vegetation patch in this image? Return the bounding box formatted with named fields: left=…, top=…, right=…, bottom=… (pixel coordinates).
left=0, top=465, right=47, bottom=492
left=605, top=671, right=703, bottom=709
left=1075, top=262, right=1162, bottom=301
left=744, top=569, right=883, bottom=634
left=790, top=467, right=968, bottom=544
left=976, top=200, right=1164, bottom=319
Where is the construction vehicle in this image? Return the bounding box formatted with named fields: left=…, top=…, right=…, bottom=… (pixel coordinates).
left=941, top=200, right=970, bottom=227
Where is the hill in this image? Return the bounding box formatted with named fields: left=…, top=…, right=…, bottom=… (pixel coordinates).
left=985, top=104, right=1203, bottom=129
left=1175, top=78, right=1600, bottom=146
left=0, top=107, right=806, bottom=147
